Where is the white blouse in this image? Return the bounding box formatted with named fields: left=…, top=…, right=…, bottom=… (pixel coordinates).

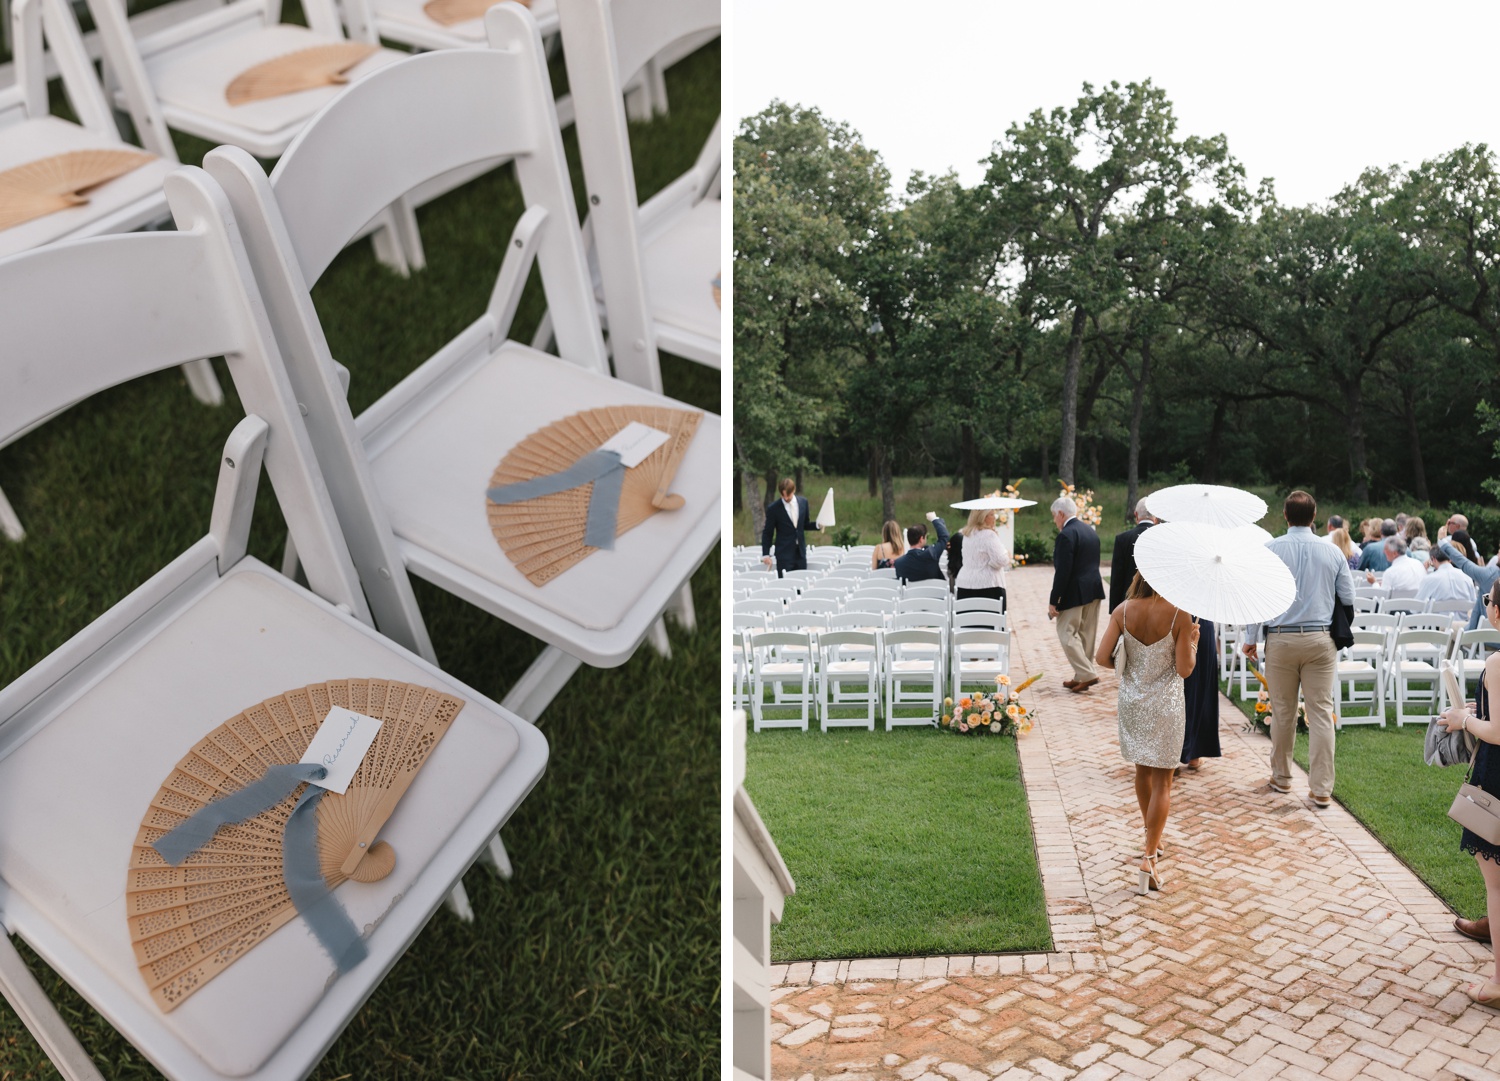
left=955, top=527, right=1010, bottom=590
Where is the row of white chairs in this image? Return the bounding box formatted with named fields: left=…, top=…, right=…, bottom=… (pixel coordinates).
left=0, top=10, right=719, bottom=1081
left=737, top=628, right=1013, bottom=732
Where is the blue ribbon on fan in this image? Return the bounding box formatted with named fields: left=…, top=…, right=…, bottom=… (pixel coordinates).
left=485, top=448, right=626, bottom=550
left=152, top=762, right=368, bottom=973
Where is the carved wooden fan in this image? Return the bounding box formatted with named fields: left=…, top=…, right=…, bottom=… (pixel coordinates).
left=487, top=405, right=702, bottom=585
left=711, top=272, right=721, bottom=309
left=225, top=42, right=379, bottom=105
left=0, top=148, right=153, bottom=232
left=422, top=0, right=527, bottom=27
left=127, top=679, right=464, bottom=1011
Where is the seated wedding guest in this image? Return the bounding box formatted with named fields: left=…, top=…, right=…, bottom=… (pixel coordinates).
left=1417, top=544, right=1478, bottom=604
left=1453, top=528, right=1482, bottom=565
left=1329, top=526, right=1360, bottom=571
left=1440, top=532, right=1499, bottom=630
left=1396, top=512, right=1410, bottom=536
left=1358, top=520, right=1398, bottom=572
left=1360, top=518, right=1383, bottom=547
left=954, top=508, right=1011, bottom=610
left=893, top=513, right=949, bottom=583
left=871, top=520, right=905, bottom=569
left=1406, top=516, right=1430, bottom=557
left=1375, top=535, right=1426, bottom=593
left=1323, top=514, right=1346, bottom=544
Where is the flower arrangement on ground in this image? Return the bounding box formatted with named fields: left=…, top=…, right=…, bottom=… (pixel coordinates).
left=1059, top=483, right=1102, bottom=528
left=942, top=672, right=1043, bottom=736
left=1246, top=663, right=1308, bottom=734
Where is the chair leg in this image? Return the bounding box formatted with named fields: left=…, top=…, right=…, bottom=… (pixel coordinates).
left=477, top=833, right=513, bottom=880
left=180, top=359, right=224, bottom=406
left=369, top=207, right=412, bottom=277
left=647, top=617, right=672, bottom=658
left=444, top=881, right=475, bottom=922
left=501, top=645, right=582, bottom=724
left=0, top=935, right=106, bottom=1081
left=530, top=310, right=555, bottom=353
left=0, top=484, right=24, bottom=542
left=388, top=196, right=426, bottom=272
left=666, top=582, right=696, bottom=630
left=280, top=529, right=302, bottom=582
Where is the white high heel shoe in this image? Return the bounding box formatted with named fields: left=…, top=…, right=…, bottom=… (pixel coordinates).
left=1136, top=854, right=1162, bottom=896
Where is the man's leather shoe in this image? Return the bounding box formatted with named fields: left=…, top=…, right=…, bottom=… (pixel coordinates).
left=1063, top=680, right=1079, bottom=689
left=1456, top=916, right=1492, bottom=945
left=1071, top=677, right=1099, bottom=693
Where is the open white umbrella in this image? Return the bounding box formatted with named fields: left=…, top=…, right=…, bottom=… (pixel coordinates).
left=1134, top=521, right=1295, bottom=625
left=950, top=496, right=1037, bottom=511
left=1146, top=484, right=1267, bottom=529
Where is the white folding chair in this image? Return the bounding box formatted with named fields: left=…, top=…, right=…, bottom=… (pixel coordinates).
left=1382, top=594, right=1424, bottom=611
left=0, top=189, right=545, bottom=1080
left=1453, top=627, right=1500, bottom=692
left=734, top=599, right=782, bottom=620
left=87, top=0, right=420, bottom=271
left=866, top=566, right=897, bottom=580
left=898, top=596, right=948, bottom=615
left=844, top=597, right=896, bottom=622
left=819, top=630, right=879, bottom=731
left=1393, top=629, right=1452, bottom=725
left=1353, top=595, right=1379, bottom=613
left=952, top=608, right=1007, bottom=632
left=902, top=582, right=950, bottom=602
left=745, top=586, right=796, bottom=605
left=748, top=631, right=813, bottom=731
left=0, top=0, right=223, bottom=543
left=201, top=17, right=719, bottom=702
left=553, top=0, right=720, bottom=388
left=1335, top=630, right=1386, bottom=726
left=799, top=587, right=848, bottom=606
left=1429, top=599, right=1474, bottom=627
left=883, top=628, right=943, bottom=728
left=951, top=628, right=1011, bottom=702
left=786, top=597, right=838, bottom=617
left=1354, top=583, right=1389, bottom=601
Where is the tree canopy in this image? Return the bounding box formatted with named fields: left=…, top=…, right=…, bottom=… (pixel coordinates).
left=732, top=84, right=1500, bottom=522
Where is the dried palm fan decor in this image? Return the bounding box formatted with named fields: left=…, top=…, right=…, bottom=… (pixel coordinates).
left=711, top=272, right=721, bottom=309
left=0, top=148, right=153, bottom=232
left=486, top=405, right=702, bottom=585
left=225, top=42, right=379, bottom=106
left=422, top=0, right=527, bottom=27
left=128, top=679, right=464, bottom=1011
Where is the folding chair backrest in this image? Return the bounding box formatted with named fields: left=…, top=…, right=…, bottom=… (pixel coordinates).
left=1345, top=630, right=1386, bottom=654
left=772, top=612, right=828, bottom=632
left=0, top=172, right=367, bottom=621
left=899, top=597, right=948, bottom=615
left=734, top=600, right=782, bottom=618
left=1399, top=614, right=1453, bottom=634
left=1397, top=629, right=1451, bottom=652
left=1461, top=628, right=1500, bottom=655
left=750, top=631, right=811, bottom=652
left=1429, top=600, right=1474, bottom=621
left=1383, top=593, right=1422, bottom=608
left=733, top=613, right=766, bottom=633
left=884, top=629, right=941, bottom=650
left=4, top=0, right=115, bottom=135
left=894, top=612, right=945, bottom=631
left=554, top=0, right=719, bottom=390
left=953, top=628, right=1008, bottom=654
left=800, top=588, right=849, bottom=604
left=954, top=597, right=1004, bottom=616
left=845, top=597, right=896, bottom=617
left=821, top=630, right=877, bottom=653
left=786, top=598, right=837, bottom=616
left=903, top=583, right=949, bottom=600
left=1353, top=613, right=1397, bottom=632
left=953, top=610, right=1007, bottom=631
left=829, top=613, right=884, bottom=632
left=1353, top=596, right=1378, bottom=613
left=852, top=582, right=899, bottom=596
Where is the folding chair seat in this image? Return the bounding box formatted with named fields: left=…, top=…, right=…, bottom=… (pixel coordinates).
left=0, top=190, right=544, bottom=1080
left=202, top=19, right=719, bottom=694
left=951, top=629, right=1011, bottom=702
left=819, top=630, right=879, bottom=730
left=883, top=629, right=943, bottom=728
left=538, top=0, right=719, bottom=387
left=0, top=0, right=222, bottom=543
left=1335, top=630, right=1386, bottom=726
left=748, top=631, right=813, bottom=731
left=87, top=0, right=420, bottom=272
left=1393, top=629, right=1452, bottom=725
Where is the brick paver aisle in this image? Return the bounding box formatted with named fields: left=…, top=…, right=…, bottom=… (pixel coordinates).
left=770, top=565, right=1499, bottom=1081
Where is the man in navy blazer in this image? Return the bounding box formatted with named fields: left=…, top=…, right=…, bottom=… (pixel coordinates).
left=1108, top=497, right=1157, bottom=613
left=893, top=513, right=949, bottom=583
left=1049, top=496, right=1107, bottom=691
left=760, top=478, right=821, bottom=575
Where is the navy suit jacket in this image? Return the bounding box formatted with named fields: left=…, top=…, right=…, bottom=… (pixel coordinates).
left=1051, top=517, right=1106, bottom=610
left=761, top=496, right=819, bottom=570
left=1108, top=521, right=1153, bottom=612
left=893, top=518, right=950, bottom=583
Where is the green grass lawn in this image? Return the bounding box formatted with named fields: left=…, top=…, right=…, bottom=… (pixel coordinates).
left=743, top=726, right=1050, bottom=962
left=0, top=43, right=719, bottom=1081
left=1224, top=685, right=1487, bottom=921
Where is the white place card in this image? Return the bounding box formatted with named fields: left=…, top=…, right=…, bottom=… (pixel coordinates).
left=299, top=707, right=382, bottom=794
left=600, top=422, right=670, bottom=468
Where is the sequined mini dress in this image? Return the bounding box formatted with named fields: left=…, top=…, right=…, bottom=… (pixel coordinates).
left=1116, top=602, right=1187, bottom=769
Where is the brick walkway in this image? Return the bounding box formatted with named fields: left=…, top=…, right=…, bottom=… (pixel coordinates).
left=769, top=565, right=1499, bottom=1081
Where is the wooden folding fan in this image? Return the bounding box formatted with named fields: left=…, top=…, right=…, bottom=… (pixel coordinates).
left=422, top=0, right=527, bottom=27
left=486, top=405, right=702, bottom=585
left=225, top=43, right=379, bottom=106
left=127, top=678, right=464, bottom=1011
left=0, top=149, right=153, bottom=233
left=712, top=272, right=721, bottom=309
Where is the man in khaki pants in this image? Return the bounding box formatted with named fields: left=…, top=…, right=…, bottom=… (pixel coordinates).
left=1243, top=491, right=1355, bottom=808
left=1048, top=497, right=1106, bottom=692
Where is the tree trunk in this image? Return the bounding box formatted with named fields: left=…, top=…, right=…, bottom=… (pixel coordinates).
left=794, top=464, right=804, bottom=494
left=1203, top=399, right=1227, bottom=484
left=1344, top=382, right=1371, bottom=504
left=867, top=453, right=878, bottom=497
left=960, top=423, right=980, bottom=500
left=1039, top=441, right=1050, bottom=489
left=1125, top=343, right=1151, bottom=524
left=1057, top=305, right=1087, bottom=485
left=1001, top=413, right=1014, bottom=487
left=1088, top=439, right=1100, bottom=486
left=737, top=436, right=766, bottom=540
left=876, top=447, right=896, bottom=525
left=1403, top=384, right=1429, bottom=504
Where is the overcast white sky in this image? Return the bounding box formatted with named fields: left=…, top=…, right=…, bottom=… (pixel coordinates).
left=732, top=0, right=1500, bottom=209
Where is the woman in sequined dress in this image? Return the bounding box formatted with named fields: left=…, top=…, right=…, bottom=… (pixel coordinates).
left=1095, top=571, right=1200, bottom=895
left=1438, top=580, right=1500, bottom=1008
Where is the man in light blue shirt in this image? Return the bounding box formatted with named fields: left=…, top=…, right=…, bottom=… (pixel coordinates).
left=1416, top=545, right=1477, bottom=605
left=1243, top=491, right=1354, bottom=808
left=1438, top=537, right=1499, bottom=630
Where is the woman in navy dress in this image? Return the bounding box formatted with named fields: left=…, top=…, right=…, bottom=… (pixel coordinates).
left=1179, top=618, right=1221, bottom=769
left=1439, top=580, right=1500, bottom=1008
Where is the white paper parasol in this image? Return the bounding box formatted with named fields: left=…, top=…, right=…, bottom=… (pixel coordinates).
left=817, top=487, right=836, bottom=527
left=951, top=496, right=1038, bottom=511
left=1146, top=484, right=1267, bottom=529
left=1134, top=521, right=1295, bottom=625
left=1231, top=523, right=1274, bottom=545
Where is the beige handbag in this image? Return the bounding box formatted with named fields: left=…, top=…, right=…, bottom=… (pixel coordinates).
left=1450, top=752, right=1500, bottom=845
